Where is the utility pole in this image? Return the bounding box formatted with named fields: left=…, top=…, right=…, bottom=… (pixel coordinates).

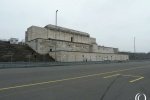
left=134, top=37, right=136, bottom=53
left=134, top=37, right=136, bottom=60
left=55, top=10, right=58, bottom=62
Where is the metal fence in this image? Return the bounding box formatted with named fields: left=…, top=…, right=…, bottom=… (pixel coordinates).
left=0, top=61, right=124, bottom=69
left=1, top=59, right=149, bottom=69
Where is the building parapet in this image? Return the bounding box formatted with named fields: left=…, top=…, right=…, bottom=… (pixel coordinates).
left=45, top=24, right=90, bottom=37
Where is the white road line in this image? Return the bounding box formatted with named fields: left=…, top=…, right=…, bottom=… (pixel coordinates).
left=103, top=74, right=120, bottom=78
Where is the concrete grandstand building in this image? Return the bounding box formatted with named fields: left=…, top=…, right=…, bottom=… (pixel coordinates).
left=25, top=24, right=129, bottom=62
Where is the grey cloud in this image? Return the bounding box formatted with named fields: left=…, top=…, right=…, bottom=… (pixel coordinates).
left=0, top=0, right=150, bottom=52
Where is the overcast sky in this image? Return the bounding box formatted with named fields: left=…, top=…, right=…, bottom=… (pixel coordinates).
left=0, top=0, right=150, bottom=52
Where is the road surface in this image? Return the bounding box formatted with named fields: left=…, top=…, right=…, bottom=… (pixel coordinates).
left=0, top=61, right=150, bottom=100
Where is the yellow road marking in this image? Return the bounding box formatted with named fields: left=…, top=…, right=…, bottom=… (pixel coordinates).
left=0, top=66, right=147, bottom=92
left=129, top=77, right=144, bottom=83
left=103, top=74, right=120, bottom=78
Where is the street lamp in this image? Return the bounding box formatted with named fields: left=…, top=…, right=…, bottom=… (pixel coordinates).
left=134, top=37, right=136, bottom=60
left=134, top=37, right=136, bottom=53
left=56, top=10, right=58, bottom=26
left=55, top=10, right=58, bottom=62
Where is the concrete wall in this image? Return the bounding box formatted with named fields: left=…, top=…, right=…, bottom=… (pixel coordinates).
left=26, top=26, right=48, bottom=42
left=98, top=46, right=116, bottom=53
left=26, top=26, right=90, bottom=44
left=89, top=37, right=96, bottom=44
left=49, top=51, right=129, bottom=62
left=90, top=44, right=117, bottom=53
left=27, top=38, right=91, bottom=54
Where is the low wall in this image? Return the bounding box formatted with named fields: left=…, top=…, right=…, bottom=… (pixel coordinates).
left=49, top=51, right=129, bottom=62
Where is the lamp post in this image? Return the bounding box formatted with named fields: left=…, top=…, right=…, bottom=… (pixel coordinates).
left=134, top=37, right=136, bottom=53
left=55, top=10, right=58, bottom=62
left=134, top=37, right=136, bottom=60
left=56, top=10, right=58, bottom=26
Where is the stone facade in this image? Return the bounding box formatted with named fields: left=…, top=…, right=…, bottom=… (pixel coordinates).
left=49, top=51, right=129, bottom=62
left=25, top=24, right=129, bottom=62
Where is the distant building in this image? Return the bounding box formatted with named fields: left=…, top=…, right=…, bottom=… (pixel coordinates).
left=25, top=24, right=129, bottom=62
left=9, top=38, right=19, bottom=44
left=19, top=39, right=26, bottom=45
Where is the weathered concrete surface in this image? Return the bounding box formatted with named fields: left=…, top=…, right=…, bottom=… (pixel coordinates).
left=25, top=24, right=129, bottom=62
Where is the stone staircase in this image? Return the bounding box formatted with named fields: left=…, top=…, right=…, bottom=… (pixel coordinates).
left=0, top=41, right=55, bottom=62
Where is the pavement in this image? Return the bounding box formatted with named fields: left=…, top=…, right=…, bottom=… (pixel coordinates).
left=0, top=61, right=150, bottom=100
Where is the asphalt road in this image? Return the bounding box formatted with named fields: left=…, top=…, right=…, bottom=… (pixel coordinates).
left=0, top=61, right=150, bottom=100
